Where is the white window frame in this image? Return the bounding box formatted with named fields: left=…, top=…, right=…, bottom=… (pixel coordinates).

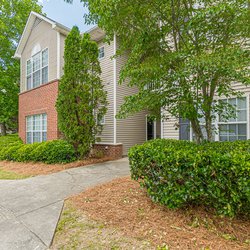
left=98, top=46, right=105, bottom=60
left=26, top=48, right=49, bottom=90
left=190, top=95, right=249, bottom=141
left=26, top=114, right=47, bottom=144
left=217, top=96, right=249, bottom=141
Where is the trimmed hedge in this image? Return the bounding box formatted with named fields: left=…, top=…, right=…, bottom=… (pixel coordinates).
left=129, top=139, right=250, bottom=217
left=0, top=136, right=76, bottom=164
left=0, top=134, right=22, bottom=148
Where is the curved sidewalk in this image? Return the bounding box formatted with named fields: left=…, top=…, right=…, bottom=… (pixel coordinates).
left=0, top=158, right=130, bottom=250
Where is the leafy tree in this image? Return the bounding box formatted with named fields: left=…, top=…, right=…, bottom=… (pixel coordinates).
left=56, top=26, right=107, bottom=157
left=80, top=0, right=249, bottom=143
left=0, top=0, right=42, bottom=135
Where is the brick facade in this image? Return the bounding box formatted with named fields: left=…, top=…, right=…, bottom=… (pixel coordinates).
left=19, top=80, right=124, bottom=159
left=93, top=143, right=123, bottom=159
left=19, top=80, right=60, bottom=143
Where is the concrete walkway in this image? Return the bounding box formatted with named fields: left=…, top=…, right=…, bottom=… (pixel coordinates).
left=0, top=158, right=130, bottom=250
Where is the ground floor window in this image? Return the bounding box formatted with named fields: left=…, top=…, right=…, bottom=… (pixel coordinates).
left=180, top=96, right=248, bottom=142
left=218, top=97, right=247, bottom=141
left=26, top=114, right=47, bottom=144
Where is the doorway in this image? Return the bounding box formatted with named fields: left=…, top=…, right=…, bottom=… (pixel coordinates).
left=146, top=117, right=156, bottom=141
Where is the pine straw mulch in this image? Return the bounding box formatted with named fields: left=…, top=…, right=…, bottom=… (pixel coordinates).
left=69, top=177, right=250, bottom=250
left=0, top=157, right=113, bottom=176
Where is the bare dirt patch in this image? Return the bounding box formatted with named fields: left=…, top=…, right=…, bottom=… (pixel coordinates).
left=0, top=157, right=113, bottom=177
left=69, top=177, right=250, bottom=250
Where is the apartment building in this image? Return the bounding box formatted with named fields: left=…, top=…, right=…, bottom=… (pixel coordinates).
left=14, top=12, right=151, bottom=157
left=14, top=12, right=249, bottom=158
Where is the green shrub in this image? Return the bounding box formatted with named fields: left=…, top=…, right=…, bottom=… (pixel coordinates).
left=0, top=137, right=76, bottom=164
left=30, top=140, right=76, bottom=164
left=13, top=143, right=41, bottom=162
left=0, top=143, right=23, bottom=161
left=129, top=139, right=250, bottom=217
left=0, top=134, right=21, bottom=148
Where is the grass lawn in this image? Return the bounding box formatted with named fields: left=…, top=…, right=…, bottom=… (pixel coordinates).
left=0, top=168, right=30, bottom=180
left=51, top=202, right=152, bottom=250
left=51, top=177, right=250, bottom=250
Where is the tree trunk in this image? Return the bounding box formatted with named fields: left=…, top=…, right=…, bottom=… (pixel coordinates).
left=190, top=119, right=203, bottom=144
left=0, top=123, right=7, bottom=136
left=205, top=113, right=213, bottom=142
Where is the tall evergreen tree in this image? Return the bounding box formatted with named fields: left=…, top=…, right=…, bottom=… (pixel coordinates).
left=56, top=26, right=107, bottom=157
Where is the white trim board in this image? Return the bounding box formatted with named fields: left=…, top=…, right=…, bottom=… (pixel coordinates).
left=113, top=34, right=117, bottom=144
left=57, top=32, right=61, bottom=79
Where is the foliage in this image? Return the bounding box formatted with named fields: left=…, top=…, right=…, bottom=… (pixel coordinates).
left=82, top=0, right=250, bottom=143
left=56, top=26, right=107, bottom=157
left=0, top=143, right=23, bottom=161
left=0, top=0, right=42, bottom=134
left=0, top=134, right=21, bottom=147
left=0, top=135, right=76, bottom=164
left=0, top=169, right=29, bottom=180
left=129, top=139, right=250, bottom=217
left=28, top=140, right=77, bottom=164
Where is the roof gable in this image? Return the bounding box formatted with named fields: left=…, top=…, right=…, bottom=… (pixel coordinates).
left=14, top=11, right=70, bottom=59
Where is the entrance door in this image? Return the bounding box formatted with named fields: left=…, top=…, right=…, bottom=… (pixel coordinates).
left=179, top=118, right=190, bottom=140
left=146, top=118, right=156, bottom=141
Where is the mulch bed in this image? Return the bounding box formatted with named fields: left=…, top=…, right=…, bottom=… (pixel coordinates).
left=0, top=157, right=113, bottom=176
left=70, top=177, right=250, bottom=250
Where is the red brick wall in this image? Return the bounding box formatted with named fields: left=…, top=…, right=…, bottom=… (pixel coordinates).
left=19, top=80, right=59, bottom=143
left=93, top=144, right=123, bottom=159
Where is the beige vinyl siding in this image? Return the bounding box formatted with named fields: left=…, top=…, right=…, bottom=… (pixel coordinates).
left=231, top=82, right=250, bottom=93
left=20, top=20, right=57, bottom=93
left=162, top=111, right=179, bottom=139
left=97, top=41, right=114, bottom=144
left=60, top=33, right=66, bottom=77
left=116, top=52, right=148, bottom=155
left=162, top=119, right=179, bottom=139
left=156, top=120, right=161, bottom=138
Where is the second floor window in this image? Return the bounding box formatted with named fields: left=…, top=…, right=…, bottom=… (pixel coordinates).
left=98, top=46, right=105, bottom=59
left=26, top=48, right=48, bottom=90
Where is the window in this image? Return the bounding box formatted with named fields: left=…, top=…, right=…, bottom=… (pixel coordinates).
left=26, top=114, right=47, bottom=144
left=98, top=46, right=105, bottom=59
left=189, top=97, right=248, bottom=142
left=26, top=60, right=32, bottom=90
left=218, top=97, right=247, bottom=141
left=42, top=49, right=48, bottom=83
left=26, top=48, right=48, bottom=90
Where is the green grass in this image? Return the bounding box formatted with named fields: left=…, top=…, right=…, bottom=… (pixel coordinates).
left=52, top=202, right=152, bottom=250
left=0, top=168, right=29, bottom=180
left=0, top=134, right=21, bottom=148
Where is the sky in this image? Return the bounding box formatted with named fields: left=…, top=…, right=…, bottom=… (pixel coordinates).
left=38, top=0, right=95, bottom=32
